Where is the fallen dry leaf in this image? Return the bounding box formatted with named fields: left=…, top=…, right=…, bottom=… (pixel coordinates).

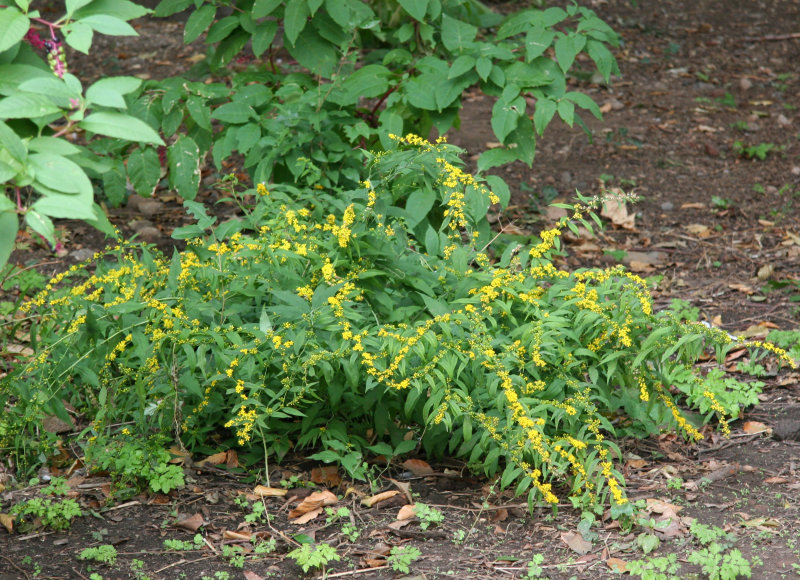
left=176, top=513, right=205, bottom=532
left=601, top=198, right=636, bottom=230
left=197, top=449, right=238, bottom=468
left=728, top=282, right=755, bottom=294
left=606, top=557, right=627, bottom=573
left=362, top=490, right=400, bottom=508
left=560, top=530, right=592, bottom=554
left=291, top=507, right=323, bottom=525
left=289, top=490, right=338, bottom=519
left=684, top=223, right=711, bottom=237
left=388, top=519, right=412, bottom=530
left=764, top=477, right=789, bottom=485
left=388, top=478, right=413, bottom=503
left=0, top=513, right=13, bottom=534
left=243, top=571, right=265, bottom=580
left=742, top=421, right=769, bottom=434
left=401, top=458, right=434, bottom=476
left=310, top=465, right=341, bottom=486
left=396, top=504, right=417, bottom=521
left=223, top=530, right=254, bottom=541
left=252, top=486, right=287, bottom=498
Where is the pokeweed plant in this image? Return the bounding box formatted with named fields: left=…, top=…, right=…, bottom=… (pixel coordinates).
left=0, top=0, right=168, bottom=270
left=3, top=136, right=792, bottom=514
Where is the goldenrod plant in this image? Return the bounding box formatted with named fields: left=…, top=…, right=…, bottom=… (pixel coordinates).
left=2, top=137, right=791, bottom=513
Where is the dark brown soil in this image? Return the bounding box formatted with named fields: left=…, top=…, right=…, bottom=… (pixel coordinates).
left=3, top=1, right=800, bottom=579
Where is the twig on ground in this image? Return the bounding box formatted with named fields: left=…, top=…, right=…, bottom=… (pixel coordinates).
left=325, top=565, right=390, bottom=578
left=742, top=32, right=800, bottom=42
left=153, top=555, right=214, bottom=574
left=1, top=554, right=31, bottom=579
left=685, top=463, right=741, bottom=490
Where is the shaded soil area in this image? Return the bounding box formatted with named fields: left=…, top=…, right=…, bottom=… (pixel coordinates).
left=3, top=1, right=800, bottom=579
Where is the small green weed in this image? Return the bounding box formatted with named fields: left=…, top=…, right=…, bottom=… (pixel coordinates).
left=11, top=480, right=82, bottom=531
left=388, top=545, right=422, bottom=574
left=221, top=545, right=245, bottom=568
left=730, top=120, right=750, bottom=132
left=711, top=196, right=734, bottom=210
left=287, top=542, right=340, bottom=574
left=164, top=534, right=204, bottom=551
left=716, top=93, right=737, bottom=108
left=667, top=299, right=699, bottom=322
left=525, top=553, right=545, bottom=578
left=414, top=503, right=444, bottom=530
left=733, top=141, right=778, bottom=160
left=666, top=477, right=684, bottom=491
left=626, top=553, right=681, bottom=580
left=78, top=545, right=118, bottom=566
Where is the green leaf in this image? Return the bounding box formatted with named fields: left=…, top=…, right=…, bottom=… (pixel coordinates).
left=185, top=95, right=212, bottom=131
left=25, top=209, right=55, bottom=247
left=64, top=21, right=94, bottom=53
left=252, top=0, right=283, bottom=18
left=102, top=159, right=127, bottom=207
left=0, top=7, right=30, bottom=54
left=533, top=97, right=556, bottom=136
left=476, top=56, right=492, bottom=81
left=398, top=0, right=428, bottom=21
left=28, top=153, right=92, bottom=195
left=85, top=76, right=142, bottom=109
left=167, top=135, right=200, bottom=201
left=66, top=0, right=94, bottom=16
left=80, top=112, right=164, bottom=145
left=441, top=14, right=477, bottom=52
left=485, top=175, right=510, bottom=207
left=154, top=0, right=192, bottom=17
left=0, top=120, right=27, bottom=161
left=329, top=64, right=391, bottom=105
left=31, top=191, right=95, bottom=219
left=284, top=0, right=309, bottom=46
left=557, top=98, right=574, bottom=126
left=586, top=39, right=616, bottom=81
left=525, top=27, right=555, bottom=62
left=0, top=93, right=61, bottom=119
left=0, top=211, right=18, bottom=272
left=424, top=224, right=440, bottom=256
left=405, top=190, right=435, bottom=228
left=18, top=76, right=80, bottom=107
left=126, top=147, right=161, bottom=197
left=448, top=54, right=475, bottom=79
left=554, top=33, right=586, bottom=74
left=491, top=85, right=524, bottom=143
left=252, top=20, right=277, bottom=57
left=73, top=0, right=150, bottom=21
left=0, top=65, right=53, bottom=95
left=185, top=4, right=216, bottom=44
left=477, top=147, right=518, bottom=172
left=565, top=91, right=601, bottom=119
left=79, top=14, right=138, bottom=36
left=0, top=159, right=15, bottom=182
left=206, top=15, right=240, bottom=44
left=285, top=25, right=338, bottom=77
left=211, top=102, right=255, bottom=124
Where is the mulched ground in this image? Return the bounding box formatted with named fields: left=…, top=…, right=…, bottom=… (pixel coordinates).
left=2, top=0, right=800, bottom=578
